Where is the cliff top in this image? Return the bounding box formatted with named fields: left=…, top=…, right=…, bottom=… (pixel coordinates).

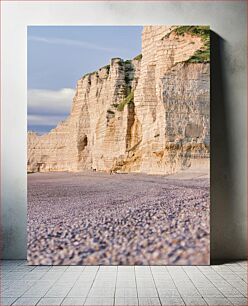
left=81, top=54, right=142, bottom=80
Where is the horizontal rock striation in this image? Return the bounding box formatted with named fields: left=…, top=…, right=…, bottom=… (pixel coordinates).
left=28, top=26, right=210, bottom=175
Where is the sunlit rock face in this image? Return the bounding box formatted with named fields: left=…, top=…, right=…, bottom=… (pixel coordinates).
left=28, top=26, right=210, bottom=175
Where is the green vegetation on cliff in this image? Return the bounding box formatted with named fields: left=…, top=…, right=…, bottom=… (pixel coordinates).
left=167, top=26, right=210, bottom=63
left=174, top=26, right=209, bottom=42
left=176, top=26, right=210, bottom=63
left=133, top=54, right=142, bottom=61
left=124, top=59, right=132, bottom=65
left=187, top=48, right=210, bottom=63
left=101, top=64, right=110, bottom=73
left=83, top=64, right=110, bottom=79
left=117, top=90, right=134, bottom=111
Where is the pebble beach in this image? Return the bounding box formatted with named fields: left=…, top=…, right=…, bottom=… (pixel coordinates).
left=28, top=171, right=210, bottom=265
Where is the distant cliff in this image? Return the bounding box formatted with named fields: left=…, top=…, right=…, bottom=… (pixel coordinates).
left=28, top=26, right=210, bottom=175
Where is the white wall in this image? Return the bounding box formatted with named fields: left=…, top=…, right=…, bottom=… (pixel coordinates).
left=1, top=1, right=247, bottom=260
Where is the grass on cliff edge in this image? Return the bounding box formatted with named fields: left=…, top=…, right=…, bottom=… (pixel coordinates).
left=117, top=90, right=134, bottom=111
left=168, top=26, right=210, bottom=63
left=133, top=54, right=142, bottom=61
left=174, top=26, right=209, bottom=41
left=83, top=64, right=110, bottom=78
left=187, top=48, right=210, bottom=63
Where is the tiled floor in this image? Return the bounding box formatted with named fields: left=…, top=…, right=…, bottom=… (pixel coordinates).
left=1, top=261, right=247, bottom=305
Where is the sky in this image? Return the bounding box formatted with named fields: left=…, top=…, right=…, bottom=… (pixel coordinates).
left=28, top=26, right=142, bottom=134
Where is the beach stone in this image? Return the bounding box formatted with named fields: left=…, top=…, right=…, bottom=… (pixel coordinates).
left=27, top=171, right=210, bottom=265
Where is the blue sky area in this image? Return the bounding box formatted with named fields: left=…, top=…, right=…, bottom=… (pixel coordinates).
left=28, top=26, right=142, bottom=134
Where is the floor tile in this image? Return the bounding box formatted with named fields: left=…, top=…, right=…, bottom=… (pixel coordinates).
left=152, top=274, right=172, bottom=281
left=83, top=266, right=99, bottom=273
left=154, top=280, right=176, bottom=288
left=139, top=297, right=161, bottom=305
left=96, top=271, right=117, bottom=279
left=217, top=286, right=244, bottom=297
left=22, top=283, right=53, bottom=297
left=45, top=285, right=72, bottom=297
left=22, top=272, right=46, bottom=280
left=136, top=278, right=155, bottom=287
left=32, top=266, right=51, bottom=272
left=67, top=285, right=91, bottom=297
left=116, top=279, right=136, bottom=287
left=160, top=297, right=185, bottom=305
left=88, top=287, right=115, bottom=298
left=138, top=287, right=158, bottom=298
left=84, top=297, right=114, bottom=305
left=135, top=266, right=151, bottom=273
left=115, top=287, right=137, bottom=298
left=99, top=266, right=117, bottom=272
left=49, top=266, right=68, bottom=272
left=115, top=297, right=138, bottom=305
left=92, top=280, right=116, bottom=288
left=12, top=297, right=40, bottom=305
left=197, top=288, right=224, bottom=297
left=1, top=260, right=247, bottom=306
left=182, top=297, right=207, bottom=305
left=40, top=272, right=63, bottom=281
left=178, top=289, right=201, bottom=298
left=0, top=297, right=18, bottom=305
left=117, top=266, right=135, bottom=273
left=37, top=297, right=64, bottom=305
left=228, top=297, right=248, bottom=305
left=66, top=266, right=85, bottom=272
left=61, top=297, right=86, bottom=305
left=2, top=289, right=30, bottom=298
left=204, top=297, right=232, bottom=305
left=77, top=277, right=95, bottom=285
left=157, top=288, right=180, bottom=297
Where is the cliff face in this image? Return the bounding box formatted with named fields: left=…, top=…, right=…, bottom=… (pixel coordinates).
left=28, top=26, right=210, bottom=175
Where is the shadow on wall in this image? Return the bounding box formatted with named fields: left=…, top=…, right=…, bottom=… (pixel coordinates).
left=210, top=31, right=245, bottom=263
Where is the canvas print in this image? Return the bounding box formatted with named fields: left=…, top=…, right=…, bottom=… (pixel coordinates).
left=27, top=26, right=210, bottom=265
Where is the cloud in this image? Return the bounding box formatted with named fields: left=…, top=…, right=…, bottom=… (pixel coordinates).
left=28, top=88, right=75, bottom=116
left=28, top=88, right=75, bottom=132
left=28, top=114, right=68, bottom=127
left=28, top=36, right=119, bottom=52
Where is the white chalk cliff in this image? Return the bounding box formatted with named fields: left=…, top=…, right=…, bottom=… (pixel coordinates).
left=28, top=26, right=210, bottom=175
